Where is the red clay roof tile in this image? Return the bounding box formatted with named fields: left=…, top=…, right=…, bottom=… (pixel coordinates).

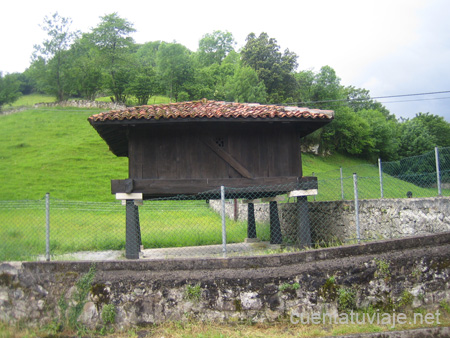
left=89, top=100, right=334, bottom=122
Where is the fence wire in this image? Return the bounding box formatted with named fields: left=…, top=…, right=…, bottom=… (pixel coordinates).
left=1, top=148, right=449, bottom=262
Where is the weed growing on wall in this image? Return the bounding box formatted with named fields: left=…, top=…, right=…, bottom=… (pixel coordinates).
left=184, top=284, right=202, bottom=303
left=68, top=264, right=97, bottom=329
left=338, top=287, right=357, bottom=312
left=398, top=290, right=414, bottom=309
left=56, top=263, right=96, bottom=332
left=374, top=258, right=391, bottom=280
left=279, top=282, right=300, bottom=292
left=101, top=303, right=116, bottom=325
left=319, top=276, right=338, bottom=301
left=440, top=300, right=450, bottom=314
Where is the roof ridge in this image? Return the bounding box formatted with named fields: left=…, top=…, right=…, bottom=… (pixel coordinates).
left=88, top=100, right=334, bottom=122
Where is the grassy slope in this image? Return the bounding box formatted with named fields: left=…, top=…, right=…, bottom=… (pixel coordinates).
left=1, top=95, right=446, bottom=202
left=0, top=107, right=128, bottom=201
left=0, top=107, right=376, bottom=202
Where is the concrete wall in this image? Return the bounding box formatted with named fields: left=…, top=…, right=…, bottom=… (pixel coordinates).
left=0, top=232, right=449, bottom=329
left=210, top=197, right=450, bottom=243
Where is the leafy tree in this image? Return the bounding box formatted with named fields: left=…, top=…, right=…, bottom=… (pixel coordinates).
left=294, top=70, right=315, bottom=105
left=0, top=72, right=22, bottom=110
left=328, top=107, right=374, bottom=155
left=187, top=50, right=241, bottom=101
left=397, top=118, right=437, bottom=157
left=186, top=64, right=219, bottom=100
left=157, top=42, right=193, bottom=101
left=69, top=35, right=103, bottom=100
left=224, top=65, right=267, bottom=103
left=135, top=41, right=162, bottom=68
left=358, top=109, right=399, bottom=160
left=241, top=32, right=297, bottom=103
left=31, top=12, right=79, bottom=101
left=197, top=30, right=236, bottom=67
left=413, top=112, right=450, bottom=147
left=89, top=13, right=136, bottom=103
left=127, top=64, right=159, bottom=105
left=309, top=66, right=345, bottom=110
left=343, top=86, right=393, bottom=119
left=7, top=72, right=35, bottom=95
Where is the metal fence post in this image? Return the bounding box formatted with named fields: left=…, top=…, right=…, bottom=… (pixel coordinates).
left=45, top=192, right=50, bottom=261
left=340, top=167, right=345, bottom=200
left=312, top=172, right=316, bottom=201
left=220, top=186, right=227, bottom=257
left=353, top=173, right=360, bottom=244
left=435, top=147, right=442, bottom=196
left=378, top=158, right=384, bottom=198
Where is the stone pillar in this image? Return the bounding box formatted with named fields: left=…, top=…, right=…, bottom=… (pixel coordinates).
left=297, top=196, right=312, bottom=247
left=126, top=200, right=140, bottom=259
left=247, top=202, right=257, bottom=238
left=270, top=201, right=282, bottom=244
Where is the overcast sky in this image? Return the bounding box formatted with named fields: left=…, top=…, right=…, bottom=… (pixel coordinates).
left=1, top=0, right=449, bottom=121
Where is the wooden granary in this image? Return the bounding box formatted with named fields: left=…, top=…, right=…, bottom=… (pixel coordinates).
left=89, top=100, right=334, bottom=258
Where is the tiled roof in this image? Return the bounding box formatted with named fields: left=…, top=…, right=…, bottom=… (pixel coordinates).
left=89, top=100, right=334, bottom=122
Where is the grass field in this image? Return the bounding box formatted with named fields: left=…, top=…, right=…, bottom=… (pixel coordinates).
left=0, top=199, right=267, bottom=261
left=7, top=93, right=171, bottom=108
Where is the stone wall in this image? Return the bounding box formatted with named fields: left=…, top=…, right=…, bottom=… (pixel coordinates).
left=1, top=100, right=126, bottom=116
left=0, top=232, right=449, bottom=329
left=210, top=197, right=450, bottom=243
left=34, top=100, right=126, bottom=110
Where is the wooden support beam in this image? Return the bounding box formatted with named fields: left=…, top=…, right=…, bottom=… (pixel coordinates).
left=247, top=202, right=257, bottom=239
left=201, top=137, right=253, bottom=179
left=125, top=200, right=140, bottom=259
left=269, top=201, right=282, bottom=244
left=112, top=177, right=308, bottom=199
left=288, top=189, right=318, bottom=197
left=116, top=193, right=143, bottom=200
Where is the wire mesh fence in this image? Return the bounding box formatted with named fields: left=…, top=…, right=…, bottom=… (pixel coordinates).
left=312, top=146, right=450, bottom=200
left=1, top=147, right=449, bottom=262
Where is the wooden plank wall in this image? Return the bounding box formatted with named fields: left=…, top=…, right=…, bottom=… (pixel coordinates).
left=128, top=123, right=302, bottom=180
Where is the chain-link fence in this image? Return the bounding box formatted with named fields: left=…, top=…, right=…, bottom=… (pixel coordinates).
left=311, top=146, right=450, bottom=200
left=1, top=148, right=449, bottom=262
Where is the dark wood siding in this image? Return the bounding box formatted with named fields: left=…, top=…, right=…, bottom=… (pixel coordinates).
left=127, top=122, right=302, bottom=181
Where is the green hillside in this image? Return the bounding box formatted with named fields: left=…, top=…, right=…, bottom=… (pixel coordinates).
left=0, top=102, right=445, bottom=202
left=0, top=107, right=128, bottom=201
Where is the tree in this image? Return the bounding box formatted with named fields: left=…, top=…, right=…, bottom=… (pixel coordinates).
left=358, top=109, right=399, bottom=160
left=7, top=72, right=35, bottom=95
left=413, top=112, right=450, bottom=147
left=128, top=63, right=159, bottom=105
left=156, top=42, right=192, bottom=101
left=197, top=30, right=236, bottom=67
left=343, top=86, right=393, bottom=119
left=309, top=66, right=345, bottom=110
left=324, top=107, right=374, bottom=156
left=32, top=12, right=79, bottom=101
left=241, top=32, right=297, bottom=103
left=69, top=35, right=103, bottom=100
left=397, top=118, right=437, bottom=157
left=135, top=41, right=162, bottom=68
left=89, top=13, right=136, bottom=103
left=0, top=72, right=21, bottom=110
left=224, top=65, right=267, bottom=103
